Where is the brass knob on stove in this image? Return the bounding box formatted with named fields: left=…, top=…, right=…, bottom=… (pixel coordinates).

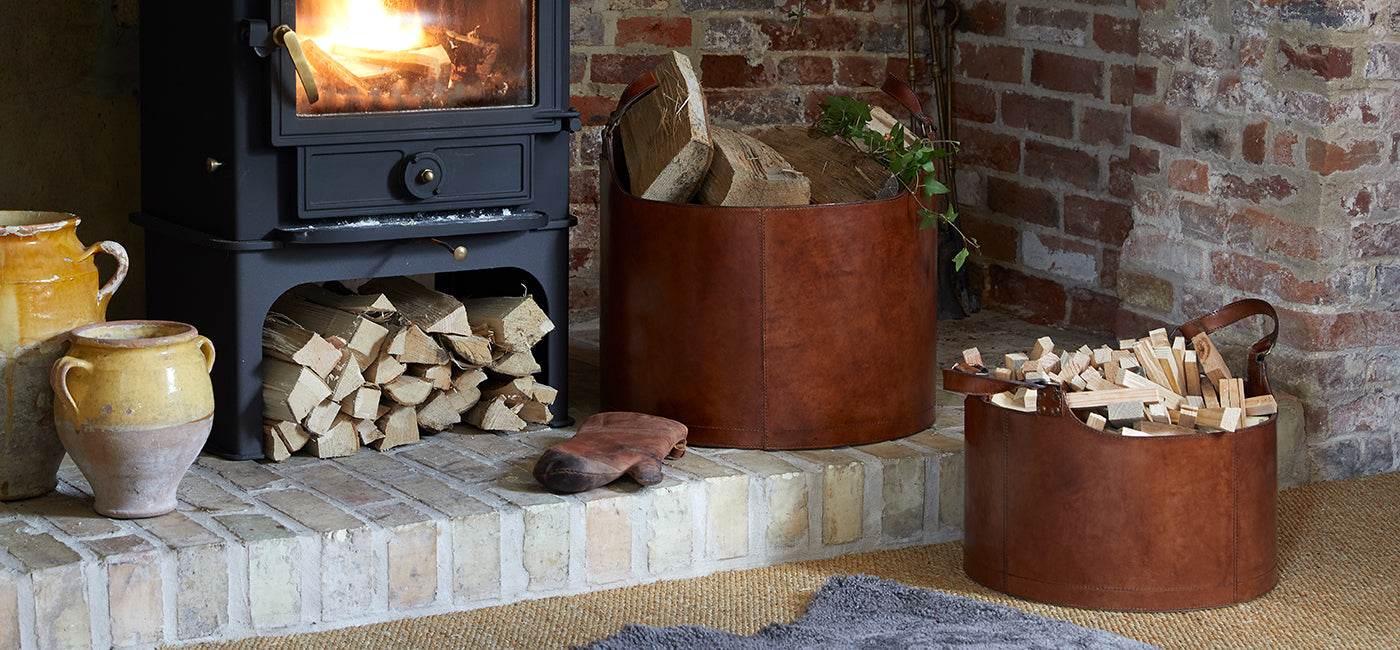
left=417, top=169, right=436, bottom=184
left=428, top=238, right=468, bottom=261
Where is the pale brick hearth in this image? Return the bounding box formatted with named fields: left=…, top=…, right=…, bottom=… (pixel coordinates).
left=0, top=319, right=1006, bottom=649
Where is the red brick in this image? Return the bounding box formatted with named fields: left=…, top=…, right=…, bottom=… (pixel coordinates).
left=985, top=264, right=1068, bottom=325
left=1279, top=40, right=1355, bottom=81
left=573, top=128, right=603, bottom=167
left=1065, top=195, right=1132, bottom=245
left=1242, top=121, right=1267, bottom=164
left=1305, top=137, right=1385, bottom=174
left=952, top=82, right=997, bottom=124
left=1140, top=27, right=1185, bottom=61
left=1015, top=7, right=1088, bottom=45
left=1099, top=247, right=1120, bottom=292
left=1278, top=308, right=1400, bottom=351
left=1024, top=139, right=1099, bottom=190
left=1001, top=92, right=1074, bottom=139
left=708, top=88, right=804, bottom=126
left=958, top=126, right=1022, bottom=173
left=1240, top=36, right=1268, bottom=72
left=1080, top=106, right=1127, bottom=146
left=1179, top=199, right=1246, bottom=245
left=1168, top=159, right=1209, bottom=194
left=571, top=94, right=616, bottom=126
left=590, top=54, right=667, bottom=85
left=1031, top=51, right=1103, bottom=97
left=955, top=43, right=1024, bottom=84
left=1093, top=14, right=1138, bottom=55
left=1134, top=64, right=1158, bottom=96
left=986, top=177, right=1058, bottom=228
left=569, top=168, right=599, bottom=211
left=777, top=56, right=834, bottom=85
left=1127, top=144, right=1161, bottom=175
left=758, top=15, right=862, bottom=51
left=1217, top=173, right=1298, bottom=203
left=1210, top=252, right=1338, bottom=305
left=1107, top=153, right=1134, bottom=200
left=1109, top=64, right=1136, bottom=106
left=1241, top=208, right=1343, bottom=261
left=1069, top=289, right=1120, bottom=335
left=1131, top=104, right=1181, bottom=147
left=700, top=55, right=772, bottom=89
left=1352, top=222, right=1400, bottom=258
left=834, top=55, right=885, bottom=87
left=960, top=212, right=1017, bottom=263
left=1189, top=34, right=1227, bottom=69
left=1274, top=131, right=1299, bottom=167
left=615, top=16, right=692, bottom=47
left=960, top=0, right=1008, bottom=36
left=570, top=53, right=588, bottom=84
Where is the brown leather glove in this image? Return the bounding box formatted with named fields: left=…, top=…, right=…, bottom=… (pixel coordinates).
left=532, top=411, right=688, bottom=493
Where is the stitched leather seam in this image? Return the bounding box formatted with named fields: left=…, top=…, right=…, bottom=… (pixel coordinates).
left=758, top=209, right=768, bottom=448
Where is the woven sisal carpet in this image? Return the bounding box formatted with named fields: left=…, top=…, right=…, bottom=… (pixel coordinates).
left=179, top=470, right=1400, bottom=650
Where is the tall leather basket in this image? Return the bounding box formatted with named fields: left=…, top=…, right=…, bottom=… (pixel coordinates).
left=943, top=299, right=1279, bottom=611
left=600, top=74, right=939, bottom=449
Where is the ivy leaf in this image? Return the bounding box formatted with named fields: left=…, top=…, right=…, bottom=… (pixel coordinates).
left=952, top=248, right=970, bottom=270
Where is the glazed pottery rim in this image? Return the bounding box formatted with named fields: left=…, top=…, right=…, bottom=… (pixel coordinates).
left=69, top=320, right=199, bottom=347
left=0, top=210, right=79, bottom=234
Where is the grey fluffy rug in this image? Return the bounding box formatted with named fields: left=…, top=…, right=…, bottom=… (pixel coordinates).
left=579, top=574, right=1162, bottom=650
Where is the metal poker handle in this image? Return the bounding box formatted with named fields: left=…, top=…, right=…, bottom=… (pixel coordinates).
left=273, top=25, right=320, bottom=104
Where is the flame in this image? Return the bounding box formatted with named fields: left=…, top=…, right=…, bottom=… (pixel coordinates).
left=314, top=0, right=425, bottom=51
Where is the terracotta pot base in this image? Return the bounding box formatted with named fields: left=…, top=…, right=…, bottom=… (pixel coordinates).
left=57, top=415, right=214, bottom=519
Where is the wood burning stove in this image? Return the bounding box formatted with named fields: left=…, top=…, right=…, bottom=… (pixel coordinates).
left=135, top=0, right=578, bottom=459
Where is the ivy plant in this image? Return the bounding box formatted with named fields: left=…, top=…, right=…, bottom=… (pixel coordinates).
left=815, top=94, right=976, bottom=270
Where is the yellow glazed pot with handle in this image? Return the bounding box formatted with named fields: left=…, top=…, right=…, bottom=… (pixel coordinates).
left=1, top=210, right=128, bottom=501
left=51, top=320, right=215, bottom=518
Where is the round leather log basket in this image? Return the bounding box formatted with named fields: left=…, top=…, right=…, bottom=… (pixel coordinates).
left=599, top=136, right=939, bottom=450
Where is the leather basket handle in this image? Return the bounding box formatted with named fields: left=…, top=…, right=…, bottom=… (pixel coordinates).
left=1175, top=298, right=1278, bottom=397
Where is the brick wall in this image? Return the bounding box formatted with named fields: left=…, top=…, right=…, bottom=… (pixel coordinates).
left=565, top=0, right=1399, bottom=483
left=566, top=0, right=933, bottom=320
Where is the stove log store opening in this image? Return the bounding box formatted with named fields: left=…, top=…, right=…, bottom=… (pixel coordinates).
left=136, top=0, right=579, bottom=460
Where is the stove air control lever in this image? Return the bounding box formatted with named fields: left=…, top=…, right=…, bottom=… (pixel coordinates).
left=271, top=25, right=320, bottom=104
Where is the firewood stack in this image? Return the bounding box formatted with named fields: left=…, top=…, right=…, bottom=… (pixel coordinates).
left=260, top=278, right=557, bottom=461
left=963, top=327, right=1277, bottom=436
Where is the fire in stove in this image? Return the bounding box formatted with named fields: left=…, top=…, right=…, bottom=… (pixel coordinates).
left=291, top=0, right=532, bottom=114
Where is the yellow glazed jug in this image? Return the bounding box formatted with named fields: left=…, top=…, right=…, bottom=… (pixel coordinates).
left=51, top=321, right=215, bottom=518
left=1, top=210, right=128, bottom=501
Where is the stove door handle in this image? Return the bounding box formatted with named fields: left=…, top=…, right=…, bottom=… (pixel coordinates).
left=272, top=25, right=320, bottom=104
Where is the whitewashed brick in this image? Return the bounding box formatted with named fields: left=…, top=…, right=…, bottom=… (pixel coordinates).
left=452, top=511, right=501, bottom=602
left=866, top=444, right=926, bottom=540
left=520, top=502, right=570, bottom=590
left=793, top=450, right=865, bottom=546
left=12, top=491, right=122, bottom=538
left=724, top=451, right=808, bottom=549
left=259, top=489, right=365, bottom=533
left=705, top=475, right=749, bottom=559
left=174, top=544, right=230, bottom=639
left=281, top=464, right=395, bottom=508
left=175, top=474, right=253, bottom=513
left=584, top=496, right=631, bottom=585
left=387, top=520, right=438, bottom=609
left=0, top=566, right=18, bottom=650
left=85, top=535, right=163, bottom=646
left=216, top=514, right=302, bottom=631
left=320, top=527, right=378, bottom=621
left=33, top=563, right=90, bottom=650
left=196, top=455, right=287, bottom=491
left=645, top=482, right=693, bottom=574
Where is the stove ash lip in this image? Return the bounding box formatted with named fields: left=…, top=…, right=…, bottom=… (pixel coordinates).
left=132, top=208, right=574, bottom=250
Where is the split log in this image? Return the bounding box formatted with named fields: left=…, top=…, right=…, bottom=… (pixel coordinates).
left=389, top=325, right=450, bottom=365
left=271, top=295, right=389, bottom=368
left=305, top=414, right=359, bottom=458
left=697, top=126, right=810, bottom=207
left=288, top=283, right=397, bottom=321
left=355, top=418, right=385, bottom=445
left=462, top=295, right=554, bottom=353
left=328, top=349, right=366, bottom=404
left=757, top=126, right=892, bottom=204
left=372, top=405, right=420, bottom=451
left=416, top=389, right=467, bottom=432
left=340, top=386, right=382, bottom=421
left=262, top=359, right=332, bottom=423
left=489, top=350, right=541, bottom=377
left=618, top=50, right=713, bottom=203
left=465, top=395, right=527, bottom=431
left=365, top=353, right=407, bottom=386
left=262, top=314, right=341, bottom=379
left=360, top=276, right=472, bottom=335
left=383, top=375, right=434, bottom=406
left=303, top=401, right=343, bottom=437
left=440, top=333, right=494, bottom=366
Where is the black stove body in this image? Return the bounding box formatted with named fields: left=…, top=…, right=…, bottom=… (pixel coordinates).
left=137, top=0, right=578, bottom=459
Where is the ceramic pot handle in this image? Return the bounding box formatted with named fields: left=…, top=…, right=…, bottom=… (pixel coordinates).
left=51, top=356, right=94, bottom=414
left=80, top=240, right=130, bottom=312
left=197, top=336, right=216, bottom=373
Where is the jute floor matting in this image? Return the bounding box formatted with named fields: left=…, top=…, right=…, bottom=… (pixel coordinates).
left=182, top=470, right=1400, bottom=650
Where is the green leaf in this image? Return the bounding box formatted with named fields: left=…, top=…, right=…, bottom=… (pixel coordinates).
left=952, top=248, right=970, bottom=270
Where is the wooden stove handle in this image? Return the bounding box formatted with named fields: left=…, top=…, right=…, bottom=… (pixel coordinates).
left=273, top=25, right=320, bottom=104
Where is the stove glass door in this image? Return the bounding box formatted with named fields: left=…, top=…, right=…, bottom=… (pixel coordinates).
left=291, top=0, right=535, bottom=115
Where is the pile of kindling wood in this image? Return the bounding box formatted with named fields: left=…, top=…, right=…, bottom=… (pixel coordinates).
left=963, top=327, right=1277, bottom=436
left=261, top=277, right=556, bottom=460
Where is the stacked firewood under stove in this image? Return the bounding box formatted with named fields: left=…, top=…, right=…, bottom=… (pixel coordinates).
left=261, top=277, right=556, bottom=460
left=962, top=327, right=1277, bottom=436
